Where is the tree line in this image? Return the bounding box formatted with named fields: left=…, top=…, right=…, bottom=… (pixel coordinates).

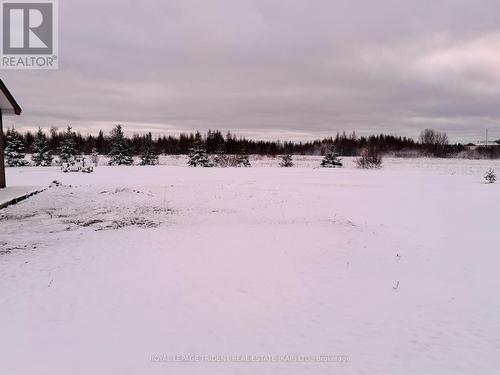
left=3, top=125, right=477, bottom=159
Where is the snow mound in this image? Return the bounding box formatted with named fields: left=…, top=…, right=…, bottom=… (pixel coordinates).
left=0, top=185, right=173, bottom=251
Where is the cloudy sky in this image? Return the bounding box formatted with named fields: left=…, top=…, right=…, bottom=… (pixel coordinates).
left=2, top=0, right=500, bottom=141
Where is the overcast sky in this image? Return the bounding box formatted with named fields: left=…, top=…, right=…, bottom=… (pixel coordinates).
left=2, top=0, right=500, bottom=141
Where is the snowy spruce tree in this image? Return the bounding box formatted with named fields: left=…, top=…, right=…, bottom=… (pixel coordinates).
left=31, top=127, right=53, bottom=166
left=321, top=148, right=343, bottom=168
left=108, top=125, right=133, bottom=166
left=140, top=132, right=159, bottom=165
left=484, top=168, right=496, bottom=184
left=59, top=126, right=78, bottom=163
left=280, top=153, right=294, bottom=167
left=237, top=150, right=251, bottom=167
left=188, top=133, right=213, bottom=167
left=4, top=129, right=28, bottom=166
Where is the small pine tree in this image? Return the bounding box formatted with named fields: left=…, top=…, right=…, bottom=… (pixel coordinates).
left=280, top=153, right=294, bottom=167
left=31, top=127, right=53, bottom=166
left=321, top=148, right=343, bottom=168
left=59, top=126, right=78, bottom=164
left=140, top=132, right=159, bottom=165
left=188, top=133, right=213, bottom=167
left=5, top=128, right=28, bottom=166
left=108, top=125, right=133, bottom=165
left=484, top=168, right=496, bottom=184
left=237, top=151, right=251, bottom=167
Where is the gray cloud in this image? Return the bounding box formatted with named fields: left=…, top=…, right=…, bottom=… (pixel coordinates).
left=2, top=0, right=500, bottom=141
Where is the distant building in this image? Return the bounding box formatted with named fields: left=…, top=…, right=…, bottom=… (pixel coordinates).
left=465, top=142, right=500, bottom=151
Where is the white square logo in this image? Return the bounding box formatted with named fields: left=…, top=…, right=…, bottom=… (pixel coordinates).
left=1, top=0, right=58, bottom=69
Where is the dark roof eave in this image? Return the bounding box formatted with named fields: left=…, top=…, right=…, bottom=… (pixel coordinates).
left=0, top=79, right=22, bottom=116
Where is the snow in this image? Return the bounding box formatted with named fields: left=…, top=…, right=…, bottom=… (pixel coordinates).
left=1, top=158, right=500, bottom=374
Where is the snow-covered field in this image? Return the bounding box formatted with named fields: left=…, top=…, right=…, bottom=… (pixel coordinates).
left=1, top=157, right=500, bottom=374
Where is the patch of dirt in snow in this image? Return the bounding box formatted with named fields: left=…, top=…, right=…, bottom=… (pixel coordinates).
left=0, top=240, right=39, bottom=255
left=0, top=185, right=173, bottom=252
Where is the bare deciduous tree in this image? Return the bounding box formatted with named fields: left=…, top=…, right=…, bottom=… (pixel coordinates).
left=419, top=129, right=448, bottom=146
left=418, top=129, right=449, bottom=156
left=356, top=147, right=382, bottom=169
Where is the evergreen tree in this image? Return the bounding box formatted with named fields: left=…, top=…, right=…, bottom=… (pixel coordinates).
left=237, top=150, right=251, bottom=167
left=140, top=132, right=159, bottom=165
left=96, top=130, right=106, bottom=154
left=280, top=153, right=294, bottom=167
left=59, top=126, right=78, bottom=163
left=321, top=148, right=343, bottom=168
left=188, top=132, right=213, bottom=167
left=5, top=128, right=28, bottom=166
left=109, top=125, right=133, bottom=165
left=484, top=168, right=496, bottom=184
left=31, top=127, right=53, bottom=166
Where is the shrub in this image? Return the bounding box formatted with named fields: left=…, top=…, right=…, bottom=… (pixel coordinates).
left=356, top=148, right=382, bottom=169
left=214, top=154, right=240, bottom=167
left=237, top=152, right=251, bottom=167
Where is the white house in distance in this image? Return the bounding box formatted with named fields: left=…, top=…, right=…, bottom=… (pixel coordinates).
left=465, top=141, right=500, bottom=151
left=0, top=79, right=23, bottom=188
